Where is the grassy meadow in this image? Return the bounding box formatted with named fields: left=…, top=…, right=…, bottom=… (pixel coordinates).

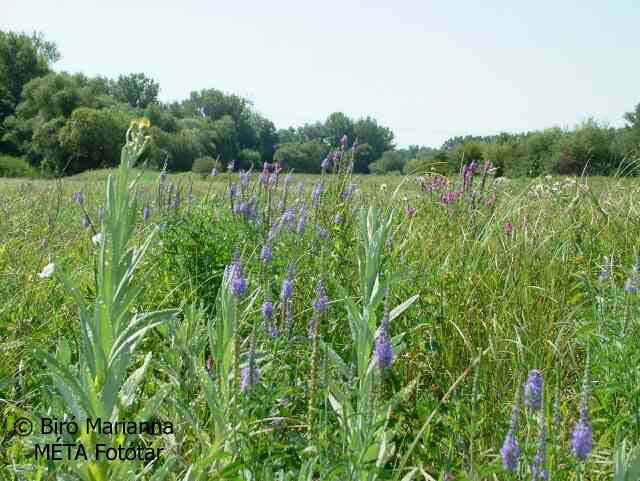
left=1, top=131, right=640, bottom=480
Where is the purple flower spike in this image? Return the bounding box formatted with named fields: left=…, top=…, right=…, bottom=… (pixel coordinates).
left=143, top=206, right=151, bottom=221
left=260, top=242, right=273, bottom=264
left=297, top=206, right=307, bottom=234
left=374, top=328, right=393, bottom=371
left=241, top=365, right=260, bottom=393
left=571, top=419, right=593, bottom=461
left=73, top=191, right=85, bottom=205
left=262, top=300, right=274, bottom=320
left=340, top=134, right=348, bottom=149
left=374, top=296, right=393, bottom=372
left=230, top=256, right=247, bottom=297
left=572, top=362, right=593, bottom=462
left=281, top=275, right=293, bottom=301
left=501, top=387, right=521, bottom=472
left=501, top=431, right=521, bottom=472
left=312, top=281, right=329, bottom=313
left=524, top=370, right=543, bottom=411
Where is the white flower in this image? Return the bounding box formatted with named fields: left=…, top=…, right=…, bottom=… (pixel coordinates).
left=380, top=184, right=387, bottom=191
left=92, top=233, right=103, bottom=245
left=38, top=262, right=55, bottom=278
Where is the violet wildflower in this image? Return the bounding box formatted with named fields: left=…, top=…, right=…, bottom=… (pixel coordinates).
left=241, top=363, right=260, bottom=393
left=340, top=134, right=348, bottom=149
left=297, top=205, right=307, bottom=234
left=82, top=215, right=91, bottom=229
left=210, top=167, right=218, bottom=177
left=321, top=155, right=331, bottom=172
left=262, top=300, right=274, bottom=320
left=230, top=255, right=247, bottom=297
left=352, top=138, right=359, bottom=153
left=504, top=221, right=514, bottom=236
left=229, top=183, right=238, bottom=200
left=73, top=191, right=84, bottom=205
left=462, top=160, right=478, bottom=191
left=260, top=241, right=273, bottom=264
left=283, top=208, right=296, bottom=229
left=531, top=411, right=548, bottom=480
left=334, top=212, right=343, bottom=225
left=342, top=183, right=356, bottom=200
left=571, top=359, right=593, bottom=462
left=524, top=369, right=544, bottom=411
left=374, top=295, right=393, bottom=372
left=316, top=226, right=328, bottom=239
left=404, top=206, right=416, bottom=218
left=281, top=274, right=294, bottom=302
left=97, top=207, right=104, bottom=224
left=311, top=281, right=328, bottom=313
left=311, top=182, right=324, bottom=208
left=143, top=205, right=151, bottom=221
left=501, top=387, right=521, bottom=471
left=234, top=201, right=247, bottom=216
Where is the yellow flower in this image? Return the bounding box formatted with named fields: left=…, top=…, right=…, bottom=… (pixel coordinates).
left=132, top=117, right=151, bottom=129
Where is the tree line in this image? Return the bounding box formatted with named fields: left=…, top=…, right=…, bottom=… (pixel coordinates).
left=1, top=30, right=639, bottom=177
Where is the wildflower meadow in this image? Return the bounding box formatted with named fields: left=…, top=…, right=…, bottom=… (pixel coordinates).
left=1, top=120, right=640, bottom=480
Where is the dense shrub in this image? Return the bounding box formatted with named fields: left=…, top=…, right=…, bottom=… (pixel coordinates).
left=0, top=155, right=36, bottom=177
left=192, top=155, right=217, bottom=177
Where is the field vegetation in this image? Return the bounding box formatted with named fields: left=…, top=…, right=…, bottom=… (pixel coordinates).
left=1, top=120, right=640, bottom=479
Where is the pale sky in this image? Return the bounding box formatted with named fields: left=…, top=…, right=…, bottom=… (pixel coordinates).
left=3, top=0, right=639, bottom=147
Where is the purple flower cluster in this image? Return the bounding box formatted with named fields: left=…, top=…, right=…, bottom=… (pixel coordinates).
left=311, top=281, right=328, bottom=313
left=524, top=369, right=543, bottom=410
left=260, top=241, right=273, bottom=264
left=501, top=388, right=521, bottom=471
left=374, top=295, right=393, bottom=372
left=462, top=160, right=478, bottom=191
left=311, top=182, right=324, bottom=208
left=440, top=190, right=461, bottom=205
left=229, top=255, right=247, bottom=297
left=297, top=205, right=307, bottom=234
left=281, top=274, right=294, bottom=302
left=241, top=365, right=260, bottom=393
left=571, top=364, right=593, bottom=461
left=420, top=175, right=449, bottom=193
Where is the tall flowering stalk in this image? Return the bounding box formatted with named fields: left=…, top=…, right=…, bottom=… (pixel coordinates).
left=501, top=386, right=521, bottom=472
left=572, top=355, right=593, bottom=477
left=39, top=119, right=177, bottom=481
left=307, top=280, right=328, bottom=431
left=325, top=207, right=418, bottom=480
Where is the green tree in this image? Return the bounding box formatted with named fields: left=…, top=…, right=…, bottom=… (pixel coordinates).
left=111, top=72, right=159, bottom=108
left=0, top=31, right=58, bottom=152
left=353, top=116, right=394, bottom=160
